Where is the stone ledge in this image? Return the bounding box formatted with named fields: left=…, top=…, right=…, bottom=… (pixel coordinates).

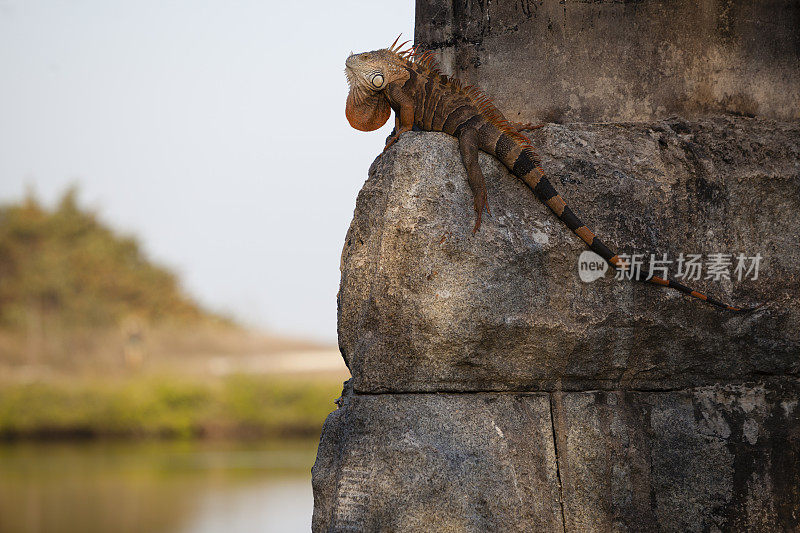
left=337, top=118, right=800, bottom=394
left=312, top=379, right=800, bottom=532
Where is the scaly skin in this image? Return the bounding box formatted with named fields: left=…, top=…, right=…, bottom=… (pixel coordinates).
left=344, top=37, right=756, bottom=312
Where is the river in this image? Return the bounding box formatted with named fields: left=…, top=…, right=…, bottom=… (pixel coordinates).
left=0, top=439, right=320, bottom=533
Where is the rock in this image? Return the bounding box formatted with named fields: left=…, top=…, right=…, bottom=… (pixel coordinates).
left=313, top=381, right=799, bottom=532
left=338, top=117, right=800, bottom=394
left=553, top=383, right=800, bottom=531
left=414, top=0, right=800, bottom=122
left=311, top=383, right=563, bottom=532
left=316, top=116, right=800, bottom=532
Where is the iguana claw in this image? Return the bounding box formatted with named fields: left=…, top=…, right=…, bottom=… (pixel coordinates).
left=472, top=190, right=490, bottom=234
left=383, top=134, right=399, bottom=152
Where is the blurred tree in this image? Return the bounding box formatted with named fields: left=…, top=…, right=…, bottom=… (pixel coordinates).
left=0, top=187, right=209, bottom=332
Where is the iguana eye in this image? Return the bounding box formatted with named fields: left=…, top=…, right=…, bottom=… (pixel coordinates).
left=371, top=74, right=384, bottom=88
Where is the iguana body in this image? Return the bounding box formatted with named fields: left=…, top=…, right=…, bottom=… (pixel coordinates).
left=344, top=38, right=750, bottom=311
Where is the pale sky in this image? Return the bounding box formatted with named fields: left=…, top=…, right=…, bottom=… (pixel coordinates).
left=0, top=1, right=415, bottom=342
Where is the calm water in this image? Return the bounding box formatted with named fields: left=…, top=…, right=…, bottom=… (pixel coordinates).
left=0, top=439, right=320, bottom=533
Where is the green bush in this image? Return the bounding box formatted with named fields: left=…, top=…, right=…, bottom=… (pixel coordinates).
left=0, top=375, right=343, bottom=440
left=0, top=188, right=209, bottom=330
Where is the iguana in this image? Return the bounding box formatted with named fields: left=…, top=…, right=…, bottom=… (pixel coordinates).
left=344, top=37, right=754, bottom=312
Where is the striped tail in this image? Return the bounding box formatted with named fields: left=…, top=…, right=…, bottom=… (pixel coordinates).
left=508, top=150, right=755, bottom=312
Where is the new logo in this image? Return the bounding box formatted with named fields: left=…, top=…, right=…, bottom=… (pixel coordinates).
left=578, top=251, right=608, bottom=282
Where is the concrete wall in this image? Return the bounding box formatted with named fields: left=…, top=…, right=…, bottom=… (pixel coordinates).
left=415, top=0, right=800, bottom=123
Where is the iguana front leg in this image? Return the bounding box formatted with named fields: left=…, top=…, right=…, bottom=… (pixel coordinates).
left=458, top=127, right=490, bottom=234
left=384, top=90, right=415, bottom=151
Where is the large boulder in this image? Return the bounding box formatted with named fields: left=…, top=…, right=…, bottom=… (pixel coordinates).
left=315, top=116, right=800, bottom=532
left=338, top=117, right=799, bottom=393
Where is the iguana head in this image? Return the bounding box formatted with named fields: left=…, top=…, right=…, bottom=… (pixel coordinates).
left=344, top=38, right=410, bottom=131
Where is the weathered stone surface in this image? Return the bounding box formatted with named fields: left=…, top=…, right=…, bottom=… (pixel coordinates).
left=311, top=385, right=563, bottom=532
left=554, top=381, right=800, bottom=532
left=338, top=117, right=800, bottom=393
left=313, top=380, right=799, bottom=532
left=415, top=0, right=800, bottom=123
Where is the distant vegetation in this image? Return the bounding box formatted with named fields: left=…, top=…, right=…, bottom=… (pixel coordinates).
left=0, top=187, right=210, bottom=331
left=0, top=188, right=239, bottom=370
left=0, top=189, right=345, bottom=440
left=0, top=375, right=341, bottom=440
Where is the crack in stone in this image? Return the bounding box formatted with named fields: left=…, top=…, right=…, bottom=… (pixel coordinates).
left=549, top=391, right=568, bottom=533
left=348, top=376, right=800, bottom=397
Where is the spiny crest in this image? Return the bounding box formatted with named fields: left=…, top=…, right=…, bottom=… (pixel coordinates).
left=459, top=82, right=536, bottom=155
left=388, top=36, right=536, bottom=157
left=387, top=34, right=412, bottom=56
left=387, top=35, right=442, bottom=74
left=403, top=47, right=442, bottom=74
